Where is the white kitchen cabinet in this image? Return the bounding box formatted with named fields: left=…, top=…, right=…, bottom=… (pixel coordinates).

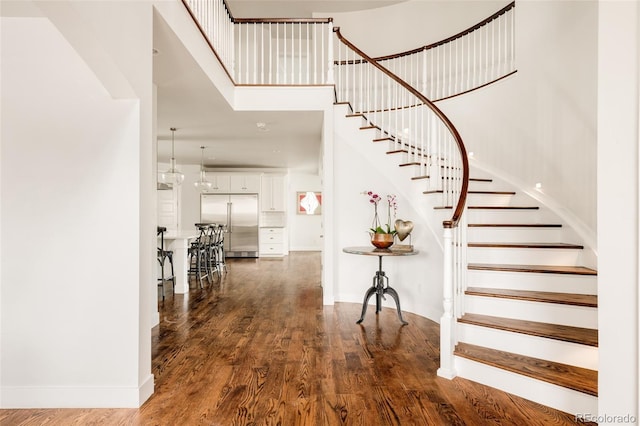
left=230, top=174, right=260, bottom=193
left=208, top=174, right=231, bottom=193
left=260, top=175, right=286, bottom=212
left=259, top=227, right=285, bottom=257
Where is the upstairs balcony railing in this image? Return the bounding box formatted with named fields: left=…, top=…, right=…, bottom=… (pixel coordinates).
left=183, top=0, right=334, bottom=85
left=337, top=1, right=516, bottom=102
left=182, top=0, right=515, bottom=94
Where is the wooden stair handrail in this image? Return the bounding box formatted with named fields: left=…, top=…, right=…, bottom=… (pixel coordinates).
left=334, top=27, right=469, bottom=229
left=373, top=1, right=516, bottom=61
left=234, top=17, right=333, bottom=24
left=200, top=0, right=332, bottom=23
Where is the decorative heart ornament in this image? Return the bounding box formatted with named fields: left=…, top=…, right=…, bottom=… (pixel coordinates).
left=394, top=219, right=414, bottom=241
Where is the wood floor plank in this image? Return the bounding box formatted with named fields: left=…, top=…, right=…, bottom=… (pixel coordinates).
left=1, top=253, right=593, bottom=425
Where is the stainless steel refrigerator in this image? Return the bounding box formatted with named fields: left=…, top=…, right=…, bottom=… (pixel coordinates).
left=200, top=193, right=259, bottom=258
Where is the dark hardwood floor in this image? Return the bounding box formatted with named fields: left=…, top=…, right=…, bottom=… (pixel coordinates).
left=1, top=252, right=591, bottom=425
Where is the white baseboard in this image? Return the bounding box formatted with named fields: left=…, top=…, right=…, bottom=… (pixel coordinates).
left=1, top=374, right=155, bottom=408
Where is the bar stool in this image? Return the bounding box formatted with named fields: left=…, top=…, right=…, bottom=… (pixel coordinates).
left=157, top=226, right=175, bottom=300
left=188, top=224, right=210, bottom=288
left=214, top=224, right=227, bottom=274
left=204, top=224, right=220, bottom=280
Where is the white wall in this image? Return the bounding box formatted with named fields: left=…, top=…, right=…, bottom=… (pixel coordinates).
left=289, top=173, right=323, bottom=251
left=597, top=0, right=639, bottom=422
left=1, top=12, right=152, bottom=407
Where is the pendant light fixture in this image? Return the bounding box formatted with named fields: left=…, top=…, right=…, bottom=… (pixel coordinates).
left=159, top=127, right=184, bottom=185
left=194, top=145, right=212, bottom=192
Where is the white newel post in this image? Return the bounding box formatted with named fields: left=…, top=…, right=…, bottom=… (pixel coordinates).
left=326, top=21, right=334, bottom=84
left=437, top=226, right=457, bottom=379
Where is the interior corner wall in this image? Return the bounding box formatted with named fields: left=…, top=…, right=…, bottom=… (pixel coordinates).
left=597, top=0, right=639, bottom=421
left=1, top=14, right=149, bottom=408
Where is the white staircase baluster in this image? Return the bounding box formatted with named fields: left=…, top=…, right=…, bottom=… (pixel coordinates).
left=268, top=23, right=272, bottom=84
left=260, top=23, right=264, bottom=84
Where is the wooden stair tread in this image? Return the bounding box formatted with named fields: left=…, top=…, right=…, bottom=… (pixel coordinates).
left=468, top=223, right=562, bottom=228
left=373, top=137, right=393, bottom=142
left=465, top=287, right=597, bottom=307
left=468, top=263, right=597, bottom=275
left=345, top=113, right=364, bottom=118
left=458, top=313, right=598, bottom=346
left=454, top=342, right=598, bottom=396
left=435, top=205, right=539, bottom=210
left=468, top=242, right=584, bottom=249
left=411, top=175, right=430, bottom=180
left=359, top=125, right=378, bottom=130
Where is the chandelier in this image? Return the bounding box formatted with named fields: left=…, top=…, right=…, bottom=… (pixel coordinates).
left=194, top=145, right=212, bottom=192
left=158, top=127, right=184, bottom=185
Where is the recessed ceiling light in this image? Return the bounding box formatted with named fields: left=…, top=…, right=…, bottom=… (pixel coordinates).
left=256, top=122, right=269, bottom=132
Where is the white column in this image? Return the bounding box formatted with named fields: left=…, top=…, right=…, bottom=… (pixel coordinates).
left=437, top=226, right=457, bottom=379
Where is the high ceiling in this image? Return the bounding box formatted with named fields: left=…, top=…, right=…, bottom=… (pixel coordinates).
left=225, top=0, right=408, bottom=18
left=154, top=0, right=407, bottom=172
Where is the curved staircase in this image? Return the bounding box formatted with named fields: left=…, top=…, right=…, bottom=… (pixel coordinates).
left=339, top=104, right=598, bottom=414
left=452, top=173, right=598, bottom=413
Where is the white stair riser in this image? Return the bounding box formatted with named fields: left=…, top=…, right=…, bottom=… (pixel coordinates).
left=455, top=357, right=598, bottom=415
left=457, top=322, right=598, bottom=369
left=467, top=270, right=597, bottom=294
left=464, top=296, right=598, bottom=328
left=467, top=193, right=516, bottom=206
left=468, top=227, right=564, bottom=243
left=465, top=209, right=554, bottom=223
left=468, top=247, right=582, bottom=266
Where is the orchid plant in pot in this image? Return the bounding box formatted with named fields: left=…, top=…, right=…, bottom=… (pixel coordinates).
left=363, top=191, right=397, bottom=248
